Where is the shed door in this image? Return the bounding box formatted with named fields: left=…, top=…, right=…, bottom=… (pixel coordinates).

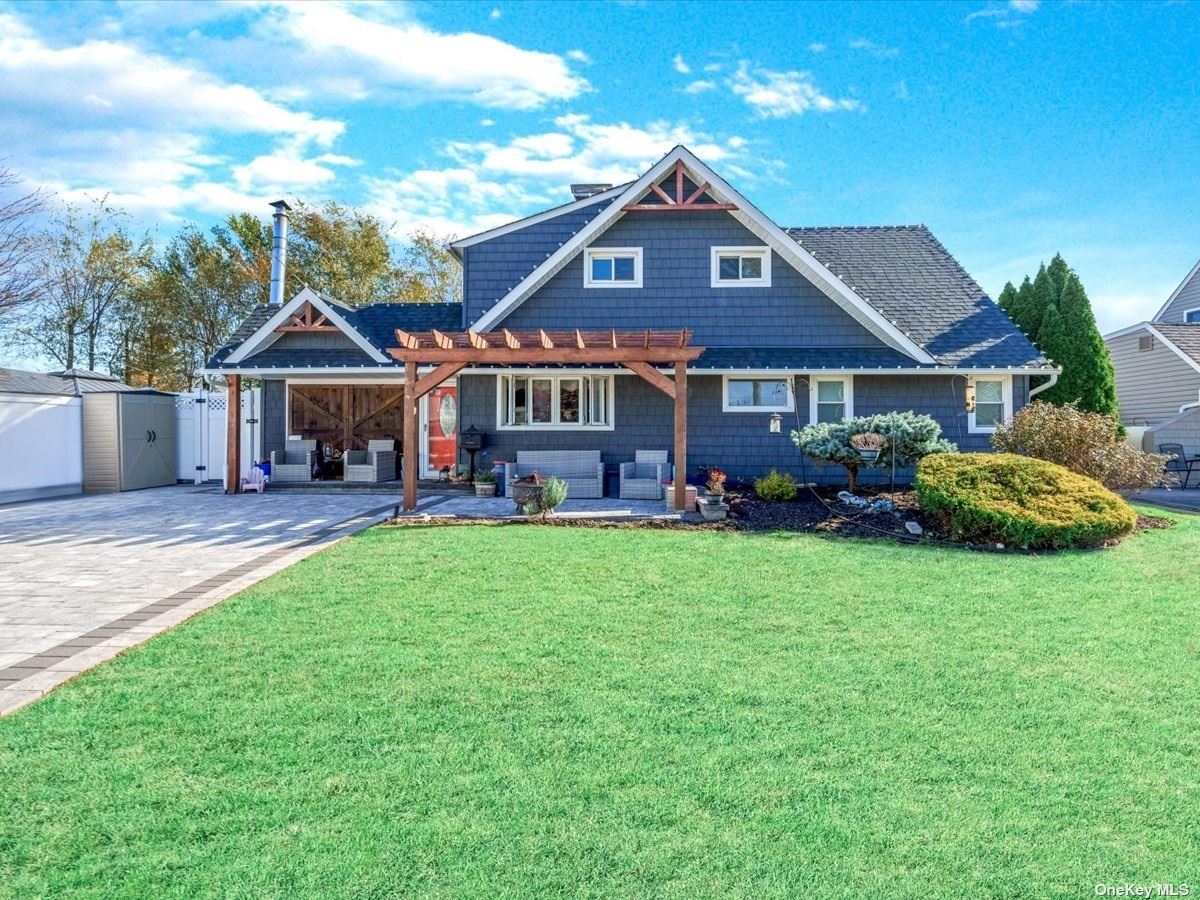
left=119, top=397, right=150, bottom=490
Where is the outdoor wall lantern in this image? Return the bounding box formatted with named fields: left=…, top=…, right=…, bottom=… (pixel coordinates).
left=769, top=412, right=782, bottom=434
left=965, top=384, right=976, bottom=413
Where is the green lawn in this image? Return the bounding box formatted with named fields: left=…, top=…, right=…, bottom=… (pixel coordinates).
left=2, top=516, right=1198, bottom=898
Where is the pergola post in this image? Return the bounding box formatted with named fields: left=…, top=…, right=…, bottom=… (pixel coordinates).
left=225, top=373, right=241, bottom=495
left=403, top=360, right=419, bottom=511
left=673, top=360, right=687, bottom=511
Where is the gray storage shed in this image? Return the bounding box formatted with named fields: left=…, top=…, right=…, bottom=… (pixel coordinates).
left=82, top=390, right=178, bottom=492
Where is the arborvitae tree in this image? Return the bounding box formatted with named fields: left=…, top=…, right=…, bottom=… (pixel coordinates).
left=998, top=281, right=1019, bottom=321
left=1026, top=263, right=1058, bottom=343
left=1046, top=253, right=1070, bottom=300
left=1008, top=275, right=1037, bottom=339
left=1034, top=303, right=1069, bottom=393
left=1048, top=272, right=1118, bottom=415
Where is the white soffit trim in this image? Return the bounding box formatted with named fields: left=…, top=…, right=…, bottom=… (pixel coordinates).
left=448, top=183, right=631, bottom=255
left=470, top=145, right=937, bottom=365
left=1144, top=323, right=1200, bottom=376
left=223, top=287, right=389, bottom=364
left=1152, top=255, right=1200, bottom=321
left=1103, top=321, right=1152, bottom=341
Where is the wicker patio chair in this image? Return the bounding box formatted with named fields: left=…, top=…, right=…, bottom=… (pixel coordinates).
left=619, top=450, right=671, bottom=500
left=344, top=440, right=398, bottom=483
left=270, top=439, right=317, bottom=483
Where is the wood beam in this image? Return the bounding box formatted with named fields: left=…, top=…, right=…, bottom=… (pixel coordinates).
left=684, top=181, right=712, bottom=205
left=538, top=329, right=554, bottom=349
left=225, top=374, right=241, bottom=494
left=623, top=361, right=675, bottom=400
left=394, top=328, right=420, bottom=350
left=342, top=385, right=352, bottom=449
left=411, top=362, right=467, bottom=399
left=502, top=328, right=521, bottom=349
left=674, top=360, right=688, bottom=512
left=620, top=203, right=737, bottom=212
left=675, top=159, right=684, bottom=203
left=648, top=181, right=674, bottom=204
left=387, top=346, right=704, bottom=364
left=467, top=329, right=489, bottom=349
left=403, top=361, right=419, bottom=511
left=274, top=325, right=341, bottom=333
left=431, top=329, right=455, bottom=350
left=574, top=329, right=586, bottom=350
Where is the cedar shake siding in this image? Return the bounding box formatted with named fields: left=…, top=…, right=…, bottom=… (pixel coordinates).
left=455, top=372, right=1026, bottom=486
left=482, top=212, right=889, bottom=349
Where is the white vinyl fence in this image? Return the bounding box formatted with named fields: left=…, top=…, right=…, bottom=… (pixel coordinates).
left=0, top=392, right=83, bottom=504
left=174, top=387, right=262, bottom=485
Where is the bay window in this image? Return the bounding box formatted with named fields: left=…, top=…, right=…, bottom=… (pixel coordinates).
left=498, top=374, right=614, bottom=429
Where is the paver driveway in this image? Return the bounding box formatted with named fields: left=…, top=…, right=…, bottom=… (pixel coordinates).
left=0, top=485, right=416, bottom=716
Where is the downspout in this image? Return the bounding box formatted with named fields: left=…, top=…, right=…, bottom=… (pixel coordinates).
left=1028, top=371, right=1059, bottom=399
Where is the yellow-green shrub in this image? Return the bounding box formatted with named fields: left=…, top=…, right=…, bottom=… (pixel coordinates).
left=754, top=469, right=798, bottom=502
left=914, top=452, right=1137, bottom=550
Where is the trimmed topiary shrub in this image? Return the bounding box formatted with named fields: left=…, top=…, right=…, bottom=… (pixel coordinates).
left=754, top=469, right=798, bottom=502
left=914, top=452, right=1137, bottom=550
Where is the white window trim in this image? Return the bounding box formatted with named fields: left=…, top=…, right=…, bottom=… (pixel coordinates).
left=495, top=373, right=615, bottom=431
left=710, top=246, right=771, bottom=288
left=808, top=375, right=854, bottom=424
left=583, top=247, right=643, bottom=289
left=1183, top=306, right=1200, bottom=323
left=967, top=374, right=1012, bottom=434
left=722, top=374, right=795, bottom=413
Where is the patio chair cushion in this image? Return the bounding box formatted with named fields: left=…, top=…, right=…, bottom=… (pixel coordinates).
left=284, top=450, right=309, bottom=465
left=633, top=462, right=661, bottom=479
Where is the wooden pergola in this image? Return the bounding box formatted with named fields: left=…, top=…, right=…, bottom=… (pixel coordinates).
left=388, top=328, right=705, bottom=511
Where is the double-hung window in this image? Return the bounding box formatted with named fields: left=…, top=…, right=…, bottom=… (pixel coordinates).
left=584, top=247, right=642, bottom=288
left=723, top=376, right=793, bottom=412
left=498, top=374, right=614, bottom=429
left=968, top=376, right=1011, bottom=433
left=711, top=247, right=771, bottom=288
left=809, top=376, right=853, bottom=423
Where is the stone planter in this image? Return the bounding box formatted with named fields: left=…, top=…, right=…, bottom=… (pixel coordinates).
left=664, top=483, right=698, bottom=512
left=699, top=498, right=729, bottom=521
left=474, top=481, right=497, bottom=498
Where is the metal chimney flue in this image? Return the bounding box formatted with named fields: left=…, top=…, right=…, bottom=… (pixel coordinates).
left=268, top=199, right=291, bottom=306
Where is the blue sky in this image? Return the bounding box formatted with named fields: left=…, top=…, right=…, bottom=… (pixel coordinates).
left=1, top=0, right=1197, bottom=333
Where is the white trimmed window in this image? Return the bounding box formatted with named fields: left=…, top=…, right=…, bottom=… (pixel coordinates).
left=1185, top=308, right=1200, bottom=323
left=584, top=247, right=642, bottom=288
left=968, top=375, right=1012, bottom=433
left=723, top=376, right=793, bottom=412
left=809, top=376, right=853, bottom=423
left=498, top=373, right=614, bottom=430
left=711, top=246, right=771, bottom=288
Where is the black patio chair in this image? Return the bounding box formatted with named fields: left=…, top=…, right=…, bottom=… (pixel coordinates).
left=1158, top=443, right=1197, bottom=489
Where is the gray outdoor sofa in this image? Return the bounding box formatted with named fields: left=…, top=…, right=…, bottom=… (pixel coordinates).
left=270, top=438, right=316, bottom=483
left=504, top=450, right=604, bottom=499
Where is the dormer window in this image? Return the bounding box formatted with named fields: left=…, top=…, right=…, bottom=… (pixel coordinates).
left=711, top=247, right=771, bottom=288
left=1185, top=308, right=1200, bottom=323
left=584, top=247, right=642, bottom=288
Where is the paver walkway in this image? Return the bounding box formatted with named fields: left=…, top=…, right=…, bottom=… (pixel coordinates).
left=1136, top=488, right=1200, bottom=513
left=0, top=485, right=441, bottom=716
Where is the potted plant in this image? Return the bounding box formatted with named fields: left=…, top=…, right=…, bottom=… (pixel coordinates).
left=522, top=475, right=568, bottom=519
left=473, top=471, right=497, bottom=497
left=699, top=467, right=729, bottom=521
left=850, top=431, right=885, bottom=463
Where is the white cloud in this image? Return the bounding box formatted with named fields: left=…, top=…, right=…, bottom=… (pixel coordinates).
left=808, top=42, right=827, bottom=53
left=490, top=7, right=502, bottom=19
left=683, top=80, right=716, bottom=94
left=566, top=49, right=592, bottom=64
left=895, top=80, right=910, bottom=101
left=849, top=38, right=900, bottom=59
left=729, top=62, right=861, bottom=119
left=480, top=118, right=496, bottom=127
left=672, top=53, right=691, bottom=74
left=703, top=62, right=723, bottom=73
left=1010, top=0, right=1040, bottom=11
left=365, top=115, right=755, bottom=237
left=0, top=10, right=346, bottom=218
left=269, top=2, right=588, bottom=110
left=966, top=0, right=1039, bottom=27
left=232, top=149, right=360, bottom=194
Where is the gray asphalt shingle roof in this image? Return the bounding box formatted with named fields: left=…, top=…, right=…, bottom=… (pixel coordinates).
left=1152, top=324, right=1200, bottom=364
left=786, top=226, right=1049, bottom=369
left=0, top=367, right=138, bottom=395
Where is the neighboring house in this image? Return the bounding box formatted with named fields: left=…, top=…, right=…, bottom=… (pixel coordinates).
left=204, top=146, right=1054, bottom=489
left=1105, top=258, right=1200, bottom=426
left=0, top=368, right=137, bottom=504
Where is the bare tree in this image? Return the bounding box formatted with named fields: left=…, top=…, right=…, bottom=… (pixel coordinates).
left=0, top=167, right=46, bottom=318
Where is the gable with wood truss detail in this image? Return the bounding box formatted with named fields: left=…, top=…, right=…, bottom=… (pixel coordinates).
left=275, top=302, right=341, bottom=333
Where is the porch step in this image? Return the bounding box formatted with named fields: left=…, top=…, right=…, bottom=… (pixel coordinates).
left=269, top=479, right=474, bottom=493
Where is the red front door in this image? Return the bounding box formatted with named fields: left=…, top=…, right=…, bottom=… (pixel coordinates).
left=426, top=385, right=458, bottom=476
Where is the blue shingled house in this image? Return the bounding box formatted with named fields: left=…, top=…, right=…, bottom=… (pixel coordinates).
left=205, top=146, right=1055, bottom=494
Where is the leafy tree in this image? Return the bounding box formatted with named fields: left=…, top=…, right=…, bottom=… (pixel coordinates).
left=398, top=228, right=463, bottom=304
left=9, top=200, right=151, bottom=370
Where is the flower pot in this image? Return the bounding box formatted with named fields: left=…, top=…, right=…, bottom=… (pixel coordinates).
left=474, top=481, right=497, bottom=498
left=699, top=500, right=729, bottom=522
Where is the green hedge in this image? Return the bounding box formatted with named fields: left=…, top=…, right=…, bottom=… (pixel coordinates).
left=914, top=453, right=1137, bottom=550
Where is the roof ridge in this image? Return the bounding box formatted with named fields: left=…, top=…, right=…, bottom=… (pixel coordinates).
left=785, top=224, right=928, bottom=232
